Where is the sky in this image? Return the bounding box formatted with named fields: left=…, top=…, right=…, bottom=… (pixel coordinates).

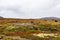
left=0, top=0, right=60, bottom=18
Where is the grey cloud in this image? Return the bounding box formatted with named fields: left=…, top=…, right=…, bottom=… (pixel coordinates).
left=0, top=6, right=26, bottom=18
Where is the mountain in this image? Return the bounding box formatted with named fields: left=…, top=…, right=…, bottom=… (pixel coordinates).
left=40, top=17, right=60, bottom=20
left=0, top=16, right=3, bottom=18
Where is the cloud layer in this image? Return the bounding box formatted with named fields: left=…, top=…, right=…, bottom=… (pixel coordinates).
left=0, top=0, right=60, bottom=18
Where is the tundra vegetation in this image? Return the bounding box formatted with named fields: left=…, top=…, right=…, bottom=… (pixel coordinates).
left=0, top=19, right=60, bottom=40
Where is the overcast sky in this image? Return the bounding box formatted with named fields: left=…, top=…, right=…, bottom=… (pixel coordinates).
left=0, top=0, right=60, bottom=18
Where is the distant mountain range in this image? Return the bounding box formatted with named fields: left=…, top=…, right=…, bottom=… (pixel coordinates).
left=0, top=16, right=60, bottom=20
left=40, top=17, right=60, bottom=20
